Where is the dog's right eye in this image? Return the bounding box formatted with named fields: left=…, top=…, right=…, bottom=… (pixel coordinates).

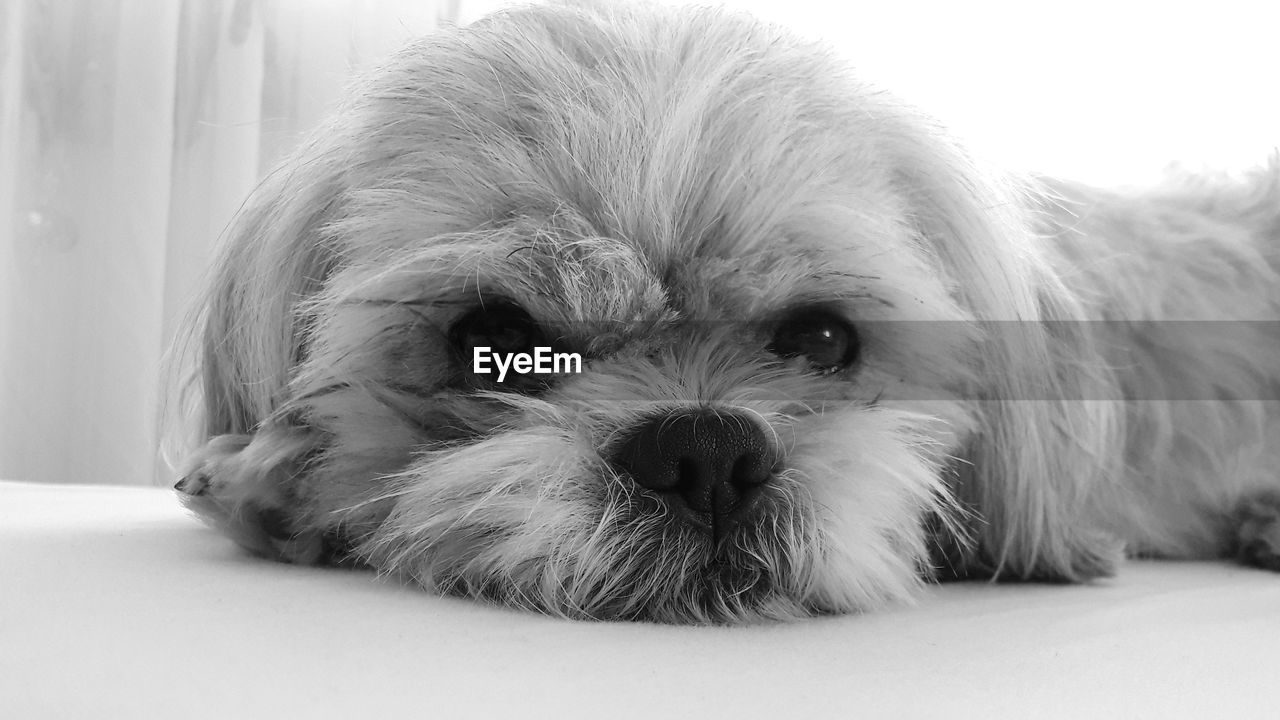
left=448, top=303, right=549, bottom=391
left=768, top=308, right=861, bottom=373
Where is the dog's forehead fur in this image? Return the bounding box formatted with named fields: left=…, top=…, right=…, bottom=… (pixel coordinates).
left=319, top=2, right=935, bottom=322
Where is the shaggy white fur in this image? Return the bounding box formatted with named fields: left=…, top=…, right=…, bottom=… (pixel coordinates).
left=173, top=0, right=1280, bottom=623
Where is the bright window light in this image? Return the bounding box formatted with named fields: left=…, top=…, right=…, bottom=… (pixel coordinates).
left=459, top=0, right=1280, bottom=186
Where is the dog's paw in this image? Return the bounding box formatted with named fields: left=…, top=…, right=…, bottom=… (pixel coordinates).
left=1234, top=491, right=1280, bottom=571
left=176, top=429, right=330, bottom=565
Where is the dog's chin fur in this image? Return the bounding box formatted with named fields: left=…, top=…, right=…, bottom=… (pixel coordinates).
left=171, top=0, right=1280, bottom=623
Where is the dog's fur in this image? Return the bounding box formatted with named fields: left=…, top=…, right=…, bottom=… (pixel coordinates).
left=173, top=0, right=1280, bottom=623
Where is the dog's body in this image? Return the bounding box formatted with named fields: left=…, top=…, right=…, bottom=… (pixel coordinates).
left=175, top=0, right=1280, bottom=622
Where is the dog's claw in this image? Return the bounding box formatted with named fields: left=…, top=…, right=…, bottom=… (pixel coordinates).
left=174, top=473, right=210, bottom=496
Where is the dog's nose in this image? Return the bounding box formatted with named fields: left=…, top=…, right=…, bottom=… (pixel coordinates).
left=615, top=410, right=774, bottom=539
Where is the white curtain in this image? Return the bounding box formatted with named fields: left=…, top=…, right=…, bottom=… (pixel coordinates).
left=0, top=0, right=456, bottom=485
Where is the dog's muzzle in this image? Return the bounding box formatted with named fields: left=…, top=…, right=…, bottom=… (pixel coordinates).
left=614, top=410, right=776, bottom=542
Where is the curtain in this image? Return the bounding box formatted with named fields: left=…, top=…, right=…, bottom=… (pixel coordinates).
left=0, top=0, right=457, bottom=485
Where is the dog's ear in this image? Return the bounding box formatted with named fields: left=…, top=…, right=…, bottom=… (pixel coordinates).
left=884, top=116, right=1124, bottom=581
left=196, top=152, right=345, bottom=442
left=173, top=129, right=350, bottom=560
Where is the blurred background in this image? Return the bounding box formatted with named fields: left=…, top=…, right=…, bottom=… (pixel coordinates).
left=1, top=0, right=1277, bottom=486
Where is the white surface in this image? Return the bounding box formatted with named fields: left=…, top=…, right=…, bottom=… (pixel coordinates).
left=1, top=480, right=1276, bottom=719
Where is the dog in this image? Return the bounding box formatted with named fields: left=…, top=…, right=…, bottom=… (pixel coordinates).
left=172, top=0, right=1280, bottom=623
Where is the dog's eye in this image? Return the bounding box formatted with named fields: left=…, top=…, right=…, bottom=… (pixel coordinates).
left=452, top=304, right=543, bottom=356
left=768, top=310, right=860, bottom=372
left=449, top=303, right=548, bottom=391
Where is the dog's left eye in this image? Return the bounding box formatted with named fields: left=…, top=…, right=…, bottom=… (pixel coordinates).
left=449, top=303, right=548, bottom=390
left=768, top=309, right=860, bottom=372
left=452, top=304, right=543, bottom=354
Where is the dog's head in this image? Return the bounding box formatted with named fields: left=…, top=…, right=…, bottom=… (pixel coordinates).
left=175, top=0, right=1119, bottom=622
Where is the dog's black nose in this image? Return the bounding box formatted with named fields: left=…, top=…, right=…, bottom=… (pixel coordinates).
left=615, top=410, right=774, bottom=539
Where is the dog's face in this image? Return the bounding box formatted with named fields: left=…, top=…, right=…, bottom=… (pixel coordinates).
left=178, top=1, right=1119, bottom=622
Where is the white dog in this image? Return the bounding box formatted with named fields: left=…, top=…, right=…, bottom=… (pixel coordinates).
left=174, top=0, right=1280, bottom=623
